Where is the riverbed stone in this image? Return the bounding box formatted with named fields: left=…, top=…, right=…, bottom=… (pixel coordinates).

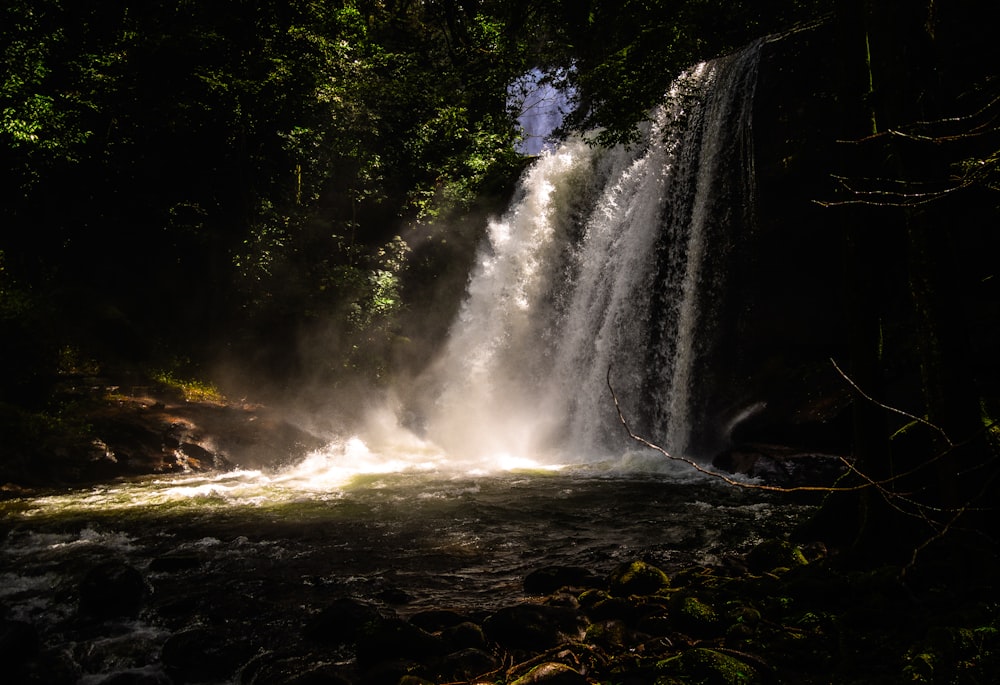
left=440, top=646, right=500, bottom=681
left=0, top=618, right=39, bottom=667
left=407, top=609, right=472, bottom=632
left=745, top=539, right=808, bottom=574
left=509, top=662, right=588, bottom=685
left=354, top=617, right=448, bottom=667
left=483, top=603, right=586, bottom=650
left=97, top=668, right=174, bottom=685
left=303, top=597, right=389, bottom=645
left=78, top=560, right=148, bottom=620
left=440, top=620, right=488, bottom=650
left=670, top=594, right=724, bottom=639
left=665, top=647, right=763, bottom=685
left=608, top=560, right=671, bottom=597
left=161, top=627, right=255, bottom=683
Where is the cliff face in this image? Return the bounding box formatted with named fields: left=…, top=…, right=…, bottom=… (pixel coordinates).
left=701, top=20, right=999, bottom=467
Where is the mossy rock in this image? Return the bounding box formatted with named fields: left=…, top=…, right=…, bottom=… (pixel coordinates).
left=509, top=662, right=588, bottom=685
left=671, top=594, right=723, bottom=638
left=659, top=647, right=763, bottom=685
left=608, top=560, right=671, bottom=597
left=745, top=540, right=807, bottom=574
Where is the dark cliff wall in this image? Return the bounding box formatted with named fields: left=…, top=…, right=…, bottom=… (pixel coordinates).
left=695, top=19, right=999, bottom=461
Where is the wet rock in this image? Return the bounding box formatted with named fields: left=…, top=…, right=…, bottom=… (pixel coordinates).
left=523, top=566, right=604, bottom=595
left=408, top=609, right=472, bottom=632
left=354, top=617, right=447, bottom=667
left=0, top=618, right=39, bottom=667
left=239, top=651, right=352, bottom=685
left=161, top=627, right=255, bottom=683
left=78, top=561, right=148, bottom=620
left=745, top=540, right=808, bottom=574
left=11, top=645, right=80, bottom=685
left=361, top=658, right=430, bottom=685
left=608, top=560, right=671, bottom=597
left=303, top=597, right=389, bottom=645
left=509, top=662, right=588, bottom=685
left=585, top=619, right=629, bottom=649
left=665, top=647, right=763, bottom=685
left=440, top=620, right=488, bottom=651
left=483, top=603, right=586, bottom=650
left=670, top=594, right=724, bottom=639
left=97, top=667, right=174, bottom=684
left=439, top=647, right=500, bottom=681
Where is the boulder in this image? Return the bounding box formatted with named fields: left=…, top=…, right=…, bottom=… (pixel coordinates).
left=509, top=662, right=588, bottom=685
left=483, top=603, right=586, bottom=650
left=78, top=561, right=148, bottom=620
left=607, top=560, right=670, bottom=597
left=161, top=627, right=255, bottom=683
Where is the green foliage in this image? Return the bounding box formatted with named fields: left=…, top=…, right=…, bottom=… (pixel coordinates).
left=1, top=0, right=832, bottom=395
left=152, top=369, right=225, bottom=404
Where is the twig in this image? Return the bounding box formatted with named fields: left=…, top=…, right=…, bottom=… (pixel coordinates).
left=605, top=367, right=864, bottom=494
left=829, top=358, right=953, bottom=446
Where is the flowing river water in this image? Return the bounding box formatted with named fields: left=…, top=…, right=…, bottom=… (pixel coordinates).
left=0, top=447, right=811, bottom=683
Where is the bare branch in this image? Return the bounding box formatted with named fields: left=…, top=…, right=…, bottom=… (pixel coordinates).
left=606, top=367, right=864, bottom=494
left=829, top=358, right=954, bottom=446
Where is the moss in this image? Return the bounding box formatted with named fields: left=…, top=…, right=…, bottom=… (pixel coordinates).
left=745, top=539, right=808, bottom=574
left=608, top=560, right=671, bottom=597
left=672, top=594, right=723, bottom=638
left=660, top=648, right=763, bottom=685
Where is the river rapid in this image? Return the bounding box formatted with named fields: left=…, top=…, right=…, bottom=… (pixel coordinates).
left=0, top=441, right=811, bottom=684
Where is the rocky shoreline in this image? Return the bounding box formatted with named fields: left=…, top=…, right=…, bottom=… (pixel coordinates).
left=3, top=535, right=997, bottom=684
left=3, top=379, right=997, bottom=684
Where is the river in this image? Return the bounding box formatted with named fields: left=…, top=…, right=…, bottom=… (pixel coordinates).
left=1, top=445, right=811, bottom=683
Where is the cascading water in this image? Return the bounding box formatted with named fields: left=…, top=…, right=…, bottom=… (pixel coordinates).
left=419, top=42, right=763, bottom=463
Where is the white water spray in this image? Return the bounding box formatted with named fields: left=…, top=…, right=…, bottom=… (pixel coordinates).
left=411, top=44, right=762, bottom=466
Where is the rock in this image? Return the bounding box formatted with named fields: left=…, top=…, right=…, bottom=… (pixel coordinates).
left=666, top=647, right=763, bottom=685
left=161, top=627, right=255, bottom=683
left=302, top=597, right=388, bottom=645
left=238, top=651, right=352, bottom=685
left=585, top=619, right=629, bottom=649
left=509, top=662, right=588, bottom=685
left=440, top=621, right=488, bottom=651
left=745, top=540, right=808, bottom=574
left=439, top=647, right=500, bottom=681
left=670, top=594, right=724, bottom=638
left=408, top=609, right=472, bottom=632
left=78, top=561, right=148, bottom=620
left=483, top=603, right=586, bottom=650
left=607, top=560, right=671, bottom=597
left=712, top=445, right=849, bottom=488
left=0, top=618, right=39, bottom=668
left=96, top=668, right=174, bottom=685
left=354, top=617, right=447, bottom=667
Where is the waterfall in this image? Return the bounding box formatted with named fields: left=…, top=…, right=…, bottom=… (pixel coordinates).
left=419, top=42, right=763, bottom=463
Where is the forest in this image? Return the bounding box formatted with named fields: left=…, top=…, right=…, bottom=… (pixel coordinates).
left=2, top=1, right=1000, bottom=682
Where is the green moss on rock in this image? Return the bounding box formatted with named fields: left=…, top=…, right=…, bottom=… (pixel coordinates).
left=608, top=560, right=671, bottom=597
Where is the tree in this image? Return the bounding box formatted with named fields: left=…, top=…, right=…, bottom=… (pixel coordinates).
left=813, top=0, right=1000, bottom=562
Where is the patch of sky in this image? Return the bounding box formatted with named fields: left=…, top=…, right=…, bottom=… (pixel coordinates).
left=508, top=67, right=575, bottom=155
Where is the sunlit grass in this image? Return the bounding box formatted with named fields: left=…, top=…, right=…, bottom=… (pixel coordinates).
left=152, top=369, right=226, bottom=403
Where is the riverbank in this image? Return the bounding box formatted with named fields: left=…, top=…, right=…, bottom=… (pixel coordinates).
left=0, top=372, right=325, bottom=492
left=3, top=532, right=996, bottom=685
